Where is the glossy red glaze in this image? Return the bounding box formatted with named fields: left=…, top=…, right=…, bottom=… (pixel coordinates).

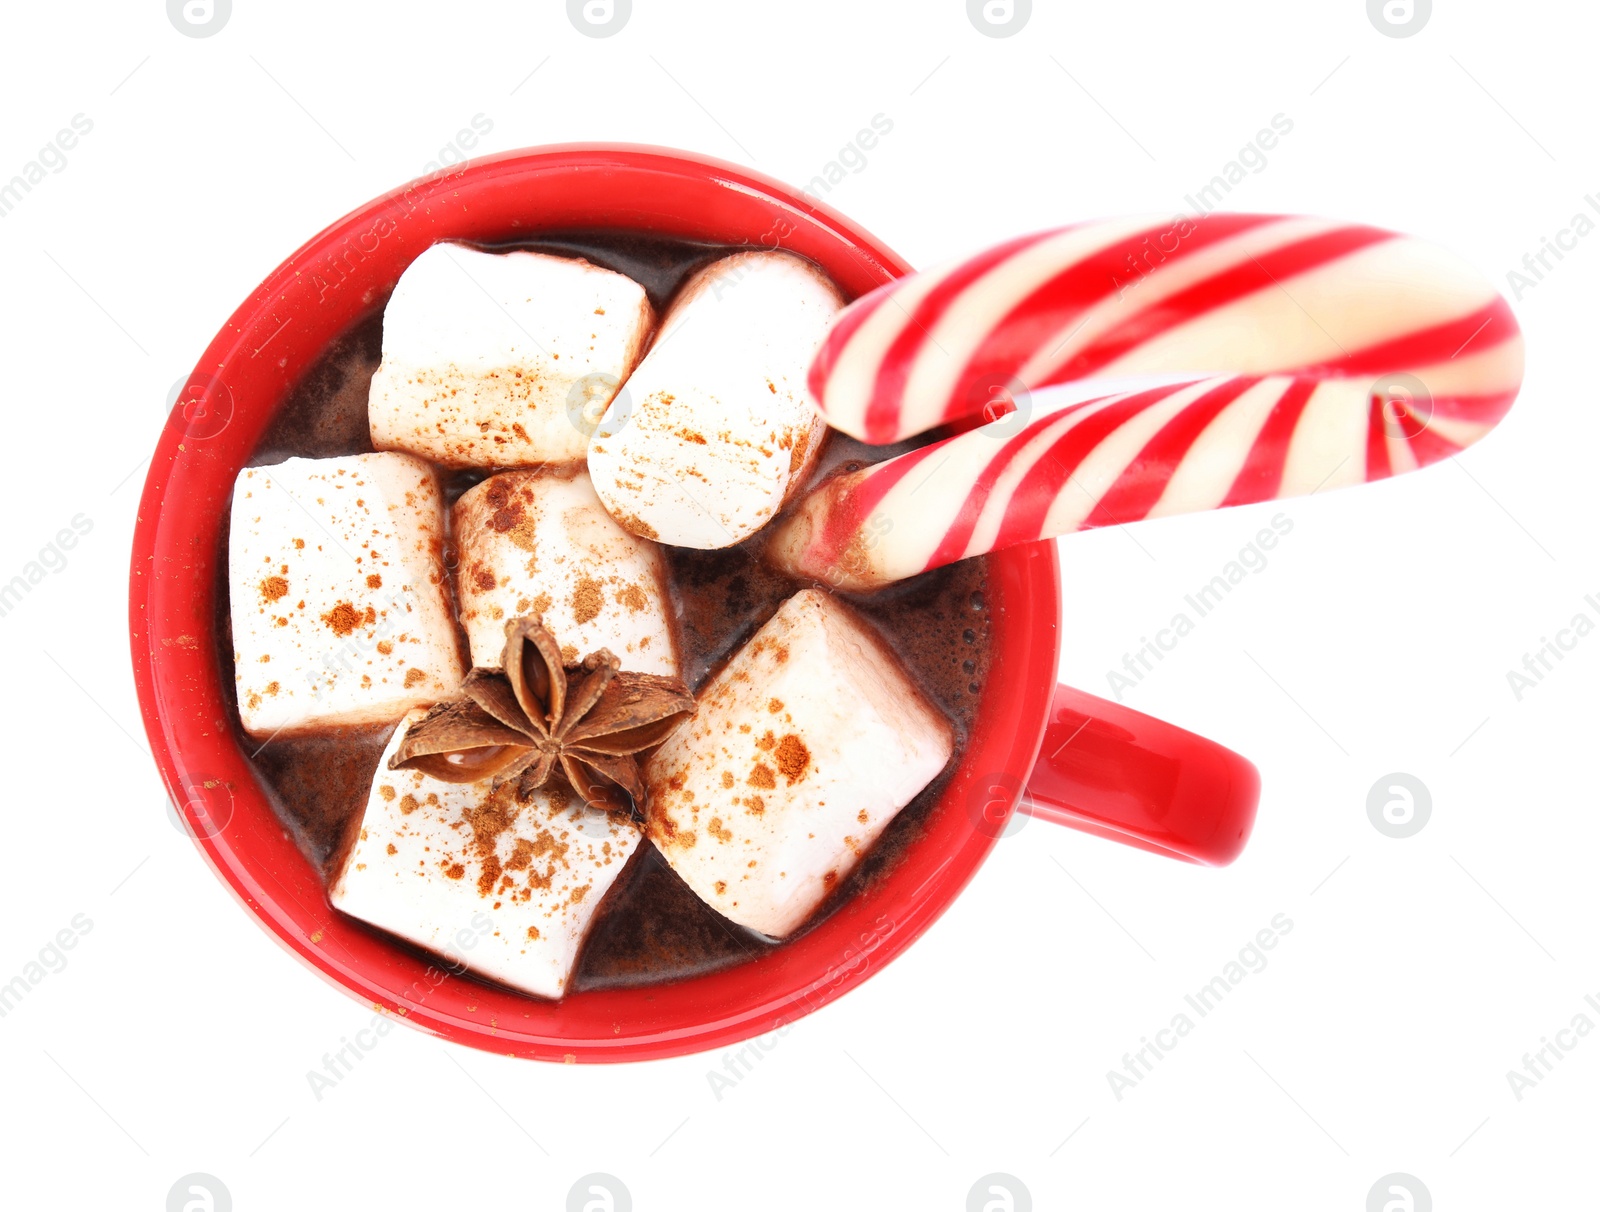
left=1024, top=685, right=1259, bottom=865
left=129, top=144, right=1254, bottom=1063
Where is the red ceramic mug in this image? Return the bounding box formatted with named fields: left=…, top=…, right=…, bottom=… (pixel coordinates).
left=130, top=144, right=1259, bottom=1062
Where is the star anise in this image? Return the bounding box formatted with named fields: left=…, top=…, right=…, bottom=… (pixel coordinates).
left=388, top=615, right=695, bottom=815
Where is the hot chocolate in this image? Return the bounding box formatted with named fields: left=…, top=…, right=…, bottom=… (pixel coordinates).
left=226, top=229, right=993, bottom=995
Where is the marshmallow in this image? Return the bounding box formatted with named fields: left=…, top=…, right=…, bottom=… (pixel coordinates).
left=330, top=708, right=641, bottom=1000
left=644, top=588, right=954, bottom=937
left=587, top=251, right=841, bottom=549
left=368, top=243, right=654, bottom=468
left=228, top=453, right=464, bottom=737
left=452, top=468, right=680, bottom=676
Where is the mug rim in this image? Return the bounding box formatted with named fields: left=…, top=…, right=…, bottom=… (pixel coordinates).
left=129, top=143, right=1062, bottom=1061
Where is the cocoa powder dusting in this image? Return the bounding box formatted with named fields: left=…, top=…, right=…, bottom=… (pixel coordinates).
left=571, top=577, right=603, bottom=625
left=460, top=788, right=519, bottom=897
left=491, top=502, right=524, bottom=532
left=321, top=601, right=361, bottom=636
left=774, top=734, right=810, bottom=783
left=613, top=511, right=658, bottom=540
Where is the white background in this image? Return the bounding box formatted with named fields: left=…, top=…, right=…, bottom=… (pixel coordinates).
left=0, top=1, right=1593, bottom=1208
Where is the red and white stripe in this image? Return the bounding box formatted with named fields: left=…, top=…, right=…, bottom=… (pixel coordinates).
left=770, top=365, right=1519, bottom=591
left=774, top=214, right=1523, bottom=590
left=808, top=214, right=1522, bottom=446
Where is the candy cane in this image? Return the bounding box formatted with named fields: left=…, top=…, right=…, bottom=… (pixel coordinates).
left=772, top=216, right=1523, bottom=591
left=809, top=213, right=1520, bottom=444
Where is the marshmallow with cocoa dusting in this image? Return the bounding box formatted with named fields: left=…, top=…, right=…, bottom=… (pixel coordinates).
left=452, top=468, right=680, bottom=677
left=228, top=453, right=464, bottom=737
left=369, top=243, right=654, bottom=468
left=587, top=251, right=841, bottom=548
left=644, top=588, right=954, bottom=937
left=330, top=708, right=641, bottom=1000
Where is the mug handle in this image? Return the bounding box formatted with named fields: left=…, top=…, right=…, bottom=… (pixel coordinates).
left=1021, top=685, right=1260, bottom=866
